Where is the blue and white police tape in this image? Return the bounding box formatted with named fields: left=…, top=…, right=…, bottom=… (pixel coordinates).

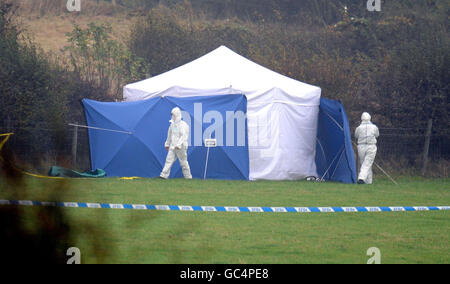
left=0, top=200, right=449, bottom=213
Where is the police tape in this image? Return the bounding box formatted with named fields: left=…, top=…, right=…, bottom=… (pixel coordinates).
left=0, top=200, right=449, bottom=213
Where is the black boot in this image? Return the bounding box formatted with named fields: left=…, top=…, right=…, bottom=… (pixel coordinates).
left=357, top=179, right=365, bottom=184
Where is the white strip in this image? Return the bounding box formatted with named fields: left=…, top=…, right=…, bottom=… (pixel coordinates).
left=132, top=204, right=147, bottom=210
left=295, top=207, right=311, bottom=213
left=225, top=207, right=239, bottom=212
left=18, top=200, right=33, bottom=206
left=201, top=206, right=216, bottom=212
left=438, top=206, right=450, bottom=210
left=342, top=207, right=358, bottom=212
left=87, top=203, right=101, bottom=208
left=365, top=207, right=382, bottom=212
left=155, top=205, right=170, bottom=211
left=271, top=207, right=287, bottom=213
left=0, top=200, right=10, bottom=205
left=64, top=202, right=79, bottom=208
left=413, top=206, right=429, bottom=211
left=318, top=207, right=334, bottom=213
left=389, top=207, right=406, bottom=212
left=179, top=206, right=193, bottom=211
left=248, top=207, right=264, bottom=212
left=110, top=204, right=124, bottom=209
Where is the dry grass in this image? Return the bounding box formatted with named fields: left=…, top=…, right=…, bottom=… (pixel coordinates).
left=15, top=0, right=135, bottom=53
left=17, top=0, right=126, bottom=17
left=19, top=15, right=134, bottom=53
left=373, top=157, right=449, bottom=178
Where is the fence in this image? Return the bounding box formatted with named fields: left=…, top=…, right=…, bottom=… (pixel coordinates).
left=0, top=120, right=91, bottom=174
left=1, top=121, right=449, bottom=178
left=354, top=127, right=449, bottom=177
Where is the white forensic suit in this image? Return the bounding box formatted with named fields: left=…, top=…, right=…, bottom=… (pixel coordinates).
left=355, top=112, right=379, bottom=184
left=160, top=107, right=192, bottom=179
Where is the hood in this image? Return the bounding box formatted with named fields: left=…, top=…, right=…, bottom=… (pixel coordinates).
left=171, top=107, right=182, bottom=123
left=361, top=112, right=371, bottom=122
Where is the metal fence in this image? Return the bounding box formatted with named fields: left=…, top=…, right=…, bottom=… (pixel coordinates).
left=365, top=128, right=449, bottom=177
left=1, top=122, right=449, bottom=178
left=0, top=121, right=91, bottom=174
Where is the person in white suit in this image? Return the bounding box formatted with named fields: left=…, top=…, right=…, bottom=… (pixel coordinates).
left=160, top=107, right=192, bottom=179
left=355, top=112, right=379, bottom=184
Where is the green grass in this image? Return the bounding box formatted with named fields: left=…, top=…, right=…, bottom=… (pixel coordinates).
left=0, top=175, right=449, bottom=264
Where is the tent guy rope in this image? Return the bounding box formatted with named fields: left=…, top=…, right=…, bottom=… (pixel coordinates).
left=68, top=123, right=133, bottom=135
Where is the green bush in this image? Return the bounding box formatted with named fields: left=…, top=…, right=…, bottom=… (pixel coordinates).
left=0, top=1, right=120, bottom=167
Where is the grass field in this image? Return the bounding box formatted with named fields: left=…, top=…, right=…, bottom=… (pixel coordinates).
left=0, top=175, right=449, bottom=264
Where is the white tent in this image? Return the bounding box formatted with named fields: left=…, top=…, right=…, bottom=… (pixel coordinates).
left=124, top=46, right=321, bottom=180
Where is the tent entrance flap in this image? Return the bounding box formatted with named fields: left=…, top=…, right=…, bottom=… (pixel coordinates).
left=315, top=98, right=357, bottom=184
left=83, top=94, right=249, bottom=180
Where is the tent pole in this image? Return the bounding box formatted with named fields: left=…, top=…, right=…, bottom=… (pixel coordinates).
left=329, top=148, right=345, bottom=180
left=204, top=147, right=210, bottom=180
left=72, top=125, right=78, bottom=168
left=374, top=162, right=398, bottom=185
left=319, top=145, right=345, bottom=182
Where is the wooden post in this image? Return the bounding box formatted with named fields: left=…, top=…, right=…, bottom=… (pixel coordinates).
left=421, top=118, right=433, bottom=176
left=72, top=125, right=78, bottom=168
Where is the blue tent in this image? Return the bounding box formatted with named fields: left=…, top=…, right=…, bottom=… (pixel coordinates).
left=316, top=98, right=357, bottom=183
left=83, top=95, right=356, bottom=183
left=83, top=94, right=249, bottom=180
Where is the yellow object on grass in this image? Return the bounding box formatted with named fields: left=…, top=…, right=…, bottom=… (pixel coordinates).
left=0, top=133, right=14, bottom=151
left=0, top=133, right=138, bottom=180
left=0, top=132, right=64, bottom=179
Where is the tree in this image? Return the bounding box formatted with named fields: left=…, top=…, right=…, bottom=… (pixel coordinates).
left=64, top=22, right=149, bottom=101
